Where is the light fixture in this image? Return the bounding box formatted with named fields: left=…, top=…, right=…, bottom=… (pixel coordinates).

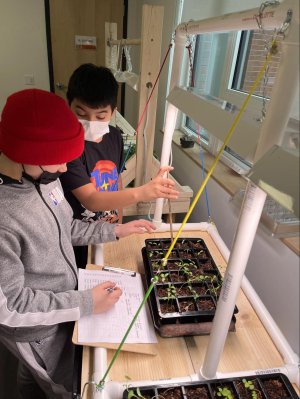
left=167, top=86, right=261, bottom=159
left=247, top=145, right=299, bottom=218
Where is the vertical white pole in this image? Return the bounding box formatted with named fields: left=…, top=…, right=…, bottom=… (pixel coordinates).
left=201, top=182, right=267, bottom=378
left=92, top=348, right=108, bottom=398
left=152, top=103, right=179, bottom=226
left=152, top=33, right=186, bottom=226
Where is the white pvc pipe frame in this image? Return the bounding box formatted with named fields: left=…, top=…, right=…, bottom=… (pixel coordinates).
left=89, top=1, right=299, bottom=397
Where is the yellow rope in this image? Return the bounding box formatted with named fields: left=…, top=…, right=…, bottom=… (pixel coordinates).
left=162, top=40, right=277, bottom=266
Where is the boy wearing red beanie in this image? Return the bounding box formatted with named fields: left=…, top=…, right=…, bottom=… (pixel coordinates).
left=0, top=89, right=155, bottom=399
left=61, top=63, right=179, bottom=268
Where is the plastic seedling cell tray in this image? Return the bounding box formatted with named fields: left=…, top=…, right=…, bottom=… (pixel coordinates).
left=142, top=238, right=238, bottom=337
left=123, top=373, right=299, bottom=399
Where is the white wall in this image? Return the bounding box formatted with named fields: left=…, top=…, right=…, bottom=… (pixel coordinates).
left=0, top=0, right=50, bottom=112
left=127, top=0, right=300, bottom=357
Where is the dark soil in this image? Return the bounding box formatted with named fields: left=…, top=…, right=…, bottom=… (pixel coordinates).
left=191, top=285, right=208, bottom=295
left=190, top=241, right=205, bottom=250
left=169, top=250, right=178, bottom=258
left=146, top=242, right=161, bottom=250
left=178, top=250, right=193, bottom=258
left=179, top=300, right=196, bottom=312
left=157, top=287, right=169, bottom=297
left=149, top=250, right=165, bottom=259
left=195, top=250, right=208, bottom=258
left=157, top=387, right=184, bottom=398
left=196, top=298, right=215, bottom=311
left=176, top=285, right=192, bottom=296
left=199, top=261, right=214, bottom=270
left=184, top=261, right=198, bottom=270
left=185, top=385, right=211, bottom=399
left=170, top=272, right=187, bottom=283
left=261, top=378, right=289, bottom=398
left=167, top=262, right=180, bottom=270
left=160, top=301, right=177, bottom=314
left=175, top=241, right=190, bottom=249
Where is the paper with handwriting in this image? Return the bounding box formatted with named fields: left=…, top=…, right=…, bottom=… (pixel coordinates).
left=78, top=269, right=157, bottom=344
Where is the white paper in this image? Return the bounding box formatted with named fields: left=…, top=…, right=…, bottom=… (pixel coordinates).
left=78, top=269, right=157, bottom=344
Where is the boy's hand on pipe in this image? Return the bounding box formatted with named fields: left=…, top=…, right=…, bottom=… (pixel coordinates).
left=137, top=166, right=179, bottom=201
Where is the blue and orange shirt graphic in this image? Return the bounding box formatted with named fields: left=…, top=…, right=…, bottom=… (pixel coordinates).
left=85, top=160, right=120, bottom=223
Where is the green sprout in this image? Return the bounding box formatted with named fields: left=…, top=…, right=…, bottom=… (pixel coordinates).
left=216, top=386, right=234, bottom=399
left=158, top=273, right=169, bottom=283
left=166, top=283, right=176, bottom=300
left=242, top=379, right=258, bottom=399
left=127, top=387, right=146, bottom=399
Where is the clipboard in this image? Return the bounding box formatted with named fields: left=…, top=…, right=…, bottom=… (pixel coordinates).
left=72, top=264, right=158, bottom=356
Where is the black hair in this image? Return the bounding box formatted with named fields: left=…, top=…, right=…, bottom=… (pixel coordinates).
left=66, top=63, right=118, bottom=110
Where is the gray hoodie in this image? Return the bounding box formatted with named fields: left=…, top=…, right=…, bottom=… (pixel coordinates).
left=0, top=175, right=116, bottom=341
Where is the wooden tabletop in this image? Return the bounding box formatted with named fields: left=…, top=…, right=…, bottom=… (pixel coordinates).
left=80, top=231, right=299, bottom=398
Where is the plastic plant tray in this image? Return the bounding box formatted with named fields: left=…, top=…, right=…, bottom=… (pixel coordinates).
left=142, top=238, right=238, bottom=337
left=123, top=372, right=299, bottom=398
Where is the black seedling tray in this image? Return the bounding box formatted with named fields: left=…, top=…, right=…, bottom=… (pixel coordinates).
left=142, top=238, right=238, bottom=337
left=123, top=372, right=299, bottom=398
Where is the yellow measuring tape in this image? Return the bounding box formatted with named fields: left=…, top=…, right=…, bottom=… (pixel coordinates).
left=162, top=40, right=277, bottom=266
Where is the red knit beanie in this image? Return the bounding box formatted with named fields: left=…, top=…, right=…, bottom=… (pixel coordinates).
left=0, top=89, right=84, bottom=165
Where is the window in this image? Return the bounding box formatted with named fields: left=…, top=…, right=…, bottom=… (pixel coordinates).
left=181, top=29, right=284, bottom=174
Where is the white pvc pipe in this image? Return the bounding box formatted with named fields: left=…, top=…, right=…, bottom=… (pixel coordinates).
left=92, top=348, right=108, bottom=399
left=152, top=103, right=179, bottom=227
left=155, top=221, right=210, bottom=232
left=201, top=182, right=267, bottom=379
left=93, top=243, right=104, bottom=265
left=175, top=0, right=296, bottom=37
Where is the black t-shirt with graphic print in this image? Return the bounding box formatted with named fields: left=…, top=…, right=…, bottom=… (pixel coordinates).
left=60, top=126, right=124, bottom=222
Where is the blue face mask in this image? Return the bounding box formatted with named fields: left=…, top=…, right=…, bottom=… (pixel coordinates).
left=22, top=165, right=62, bottom=185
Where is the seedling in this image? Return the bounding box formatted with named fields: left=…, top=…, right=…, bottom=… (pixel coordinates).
left=216, top=386, right=234, bottom=398
left=148, top=250, right=164, bottom=259
left=166, top=283, right=177, bottom=300
left=242, top=379, right=258, bottom=399
left=127, top=387, right=146, bottom=399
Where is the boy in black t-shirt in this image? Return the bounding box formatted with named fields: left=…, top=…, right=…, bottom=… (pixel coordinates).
left=60, top=64, right=179, bottom=267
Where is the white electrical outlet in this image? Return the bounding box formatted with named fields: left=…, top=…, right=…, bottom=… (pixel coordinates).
left=24, top=74, right=35, bottom=85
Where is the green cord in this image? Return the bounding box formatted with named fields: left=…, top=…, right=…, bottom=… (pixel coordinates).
left=96, top=278, right=158, bottom=389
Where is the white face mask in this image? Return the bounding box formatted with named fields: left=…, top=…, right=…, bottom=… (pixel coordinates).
left=79, top=119, right=110, bottom=142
